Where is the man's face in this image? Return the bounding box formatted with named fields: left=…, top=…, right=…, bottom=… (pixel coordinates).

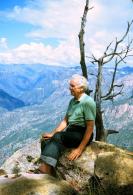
left=69, top=79, right=82, bottom=97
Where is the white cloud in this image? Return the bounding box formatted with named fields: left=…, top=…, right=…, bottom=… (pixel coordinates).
left=2, top=0, right=102, bottom=40
left=0, top=0, right=132, bottom=66
left=0, top=37, right=8, bottom=49
left=0, top=38, right=79, bottom=65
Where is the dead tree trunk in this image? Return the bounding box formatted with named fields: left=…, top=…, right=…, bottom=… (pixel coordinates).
left=78, top=0, right=89, bottom=79
left=78, top=0, right=93, bottom=95
left=94, top=60, right=105, bottom=140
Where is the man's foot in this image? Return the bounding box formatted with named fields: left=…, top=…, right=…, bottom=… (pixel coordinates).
left=39, top=163, right=57, bottom=177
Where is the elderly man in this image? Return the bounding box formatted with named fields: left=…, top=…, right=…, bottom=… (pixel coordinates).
left=39, top=74, right=96, bottom=176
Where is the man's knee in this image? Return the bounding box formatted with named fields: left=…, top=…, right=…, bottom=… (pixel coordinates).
left=51, top=132, right=63, bottom=143
left=41, top=139, right=50, bottom=152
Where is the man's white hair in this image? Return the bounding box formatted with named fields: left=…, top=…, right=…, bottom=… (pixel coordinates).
left=70, top=74, right=88, bottom=91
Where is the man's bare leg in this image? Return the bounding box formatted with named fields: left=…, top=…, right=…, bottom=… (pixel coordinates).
left=39, top=163, right=56, bottom=177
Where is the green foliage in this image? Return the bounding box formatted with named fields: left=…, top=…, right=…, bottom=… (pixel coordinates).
left=26, top=155, right=34, bottom=162
left=12, top=162, right=21, bottom=176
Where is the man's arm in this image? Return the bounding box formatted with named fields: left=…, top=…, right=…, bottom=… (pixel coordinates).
left=42, top=116, right=68, bottom=140
left=52, top=116, right=68, bottom=133
left=67, top=120, right=94, bottom=160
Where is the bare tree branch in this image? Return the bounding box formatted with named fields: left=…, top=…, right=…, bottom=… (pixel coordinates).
left=117, top=21, right=133, bottom=44
left=101, top=37, right=133, bottom=100
left=102, top=89, right=124, bottom=100
left=104, top=41, right=113, bottom=55
left=102, top=20, right=133, bottom=65
left=105, top=129, right=119, bottom=135
left=102, top=58, right=118, bottom=99
left=113, top=84, right=123, bottom=88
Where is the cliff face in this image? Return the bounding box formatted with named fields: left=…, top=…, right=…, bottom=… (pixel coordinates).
left=0, top=140, right=133, bottom=195
left=104, top=95, right=133, bottom=151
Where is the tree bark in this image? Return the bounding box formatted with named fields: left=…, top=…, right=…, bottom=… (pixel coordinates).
left=78, top=0, right=89, bottom=80
left=95, top=108, right=105, bottom=141
left=94, top=60, right=106, bottom=141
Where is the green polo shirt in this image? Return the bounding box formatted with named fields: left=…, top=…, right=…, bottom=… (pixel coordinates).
left=66, top=93, right=96, bottom=127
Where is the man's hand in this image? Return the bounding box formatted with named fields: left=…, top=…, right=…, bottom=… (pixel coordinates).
left=41, top=132, right=54, bottom=140
left=67, top=120, right=94, bottom=161
left=67, top=147, right=83, bottom=161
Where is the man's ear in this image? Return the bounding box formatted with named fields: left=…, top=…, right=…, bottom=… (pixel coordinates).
left=81, top=87, right=84, bottom=93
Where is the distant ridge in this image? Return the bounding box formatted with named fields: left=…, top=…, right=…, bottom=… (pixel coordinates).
left=121, top=66, right=133, bottom=72
left=0, top=89, right=25, bottom=111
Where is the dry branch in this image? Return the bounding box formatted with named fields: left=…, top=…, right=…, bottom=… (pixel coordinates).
left=107, top=129, right=119, bottom=135
left=93, top=20, right=133, bottom=141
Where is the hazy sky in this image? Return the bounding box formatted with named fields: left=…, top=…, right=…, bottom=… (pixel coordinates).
left=0, top=0, right=132, bottom=66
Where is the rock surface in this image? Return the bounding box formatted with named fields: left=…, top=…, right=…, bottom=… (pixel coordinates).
left=0, top=173, right=78, bottom=195
left=1, top=140, right=133, bottom=195
left=1, top=140, right=41, bottom=174
left=57, top=141, right=133, bottom=194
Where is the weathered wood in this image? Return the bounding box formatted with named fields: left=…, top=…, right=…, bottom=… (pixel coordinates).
left=79, top=2, right=133, bottom=141
left=78, top=0, right=89, bottom=80
left=78, top=0, right=94, bottom=95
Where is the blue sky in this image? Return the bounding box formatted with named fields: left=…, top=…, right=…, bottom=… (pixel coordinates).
left=0, top=0, right=132, bottom=66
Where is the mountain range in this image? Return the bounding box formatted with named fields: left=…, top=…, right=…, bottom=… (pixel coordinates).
left=0, top=89, right=25, bottom=111
left=0, top=64, right=76, bottom=105
left=0, top=63, right=132, bottom=165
